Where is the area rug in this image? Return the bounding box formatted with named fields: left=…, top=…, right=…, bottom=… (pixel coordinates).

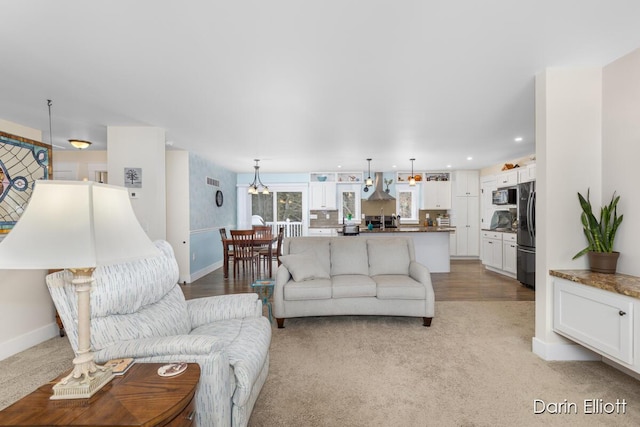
left=249, top=301, right=640, bottom=426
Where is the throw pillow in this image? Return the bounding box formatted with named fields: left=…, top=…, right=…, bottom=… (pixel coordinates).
left=367, top=238, right=411, bottom=276
left=280, top=252, right=331, bottom=282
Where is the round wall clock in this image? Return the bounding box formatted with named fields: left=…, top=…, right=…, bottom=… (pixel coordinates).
left=215, top=190, right=224, bottom=207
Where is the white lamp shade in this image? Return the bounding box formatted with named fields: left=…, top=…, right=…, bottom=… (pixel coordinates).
left=0, top=180, right=160, bottom=269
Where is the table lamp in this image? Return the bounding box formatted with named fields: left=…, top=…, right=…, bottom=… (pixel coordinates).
left=0, top=180, right=160, bottom=399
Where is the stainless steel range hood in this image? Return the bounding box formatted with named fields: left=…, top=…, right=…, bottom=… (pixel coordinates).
left=367, top=172, right=395, bottom=201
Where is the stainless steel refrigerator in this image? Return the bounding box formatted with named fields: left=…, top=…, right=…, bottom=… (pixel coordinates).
left=517, top=181, right=536, bottom=289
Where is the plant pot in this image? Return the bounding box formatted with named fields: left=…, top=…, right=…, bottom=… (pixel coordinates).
left=588, top=251, right=620, bottom=274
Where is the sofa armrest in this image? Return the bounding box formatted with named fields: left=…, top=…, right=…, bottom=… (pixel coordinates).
left=409, top=261, right=435, bottom=316
left=273, top=265, right=291, bottom=318
left=95, top=335, right=227, bottom=361
left=187, top=293, right=262, bottom=328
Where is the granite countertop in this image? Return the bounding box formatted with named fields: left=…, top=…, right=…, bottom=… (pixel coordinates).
left=482, top=228, right=517, bottom=234
left=358, top=226, right=455, bottom=233
left=550, top=269, right=640, bottom=299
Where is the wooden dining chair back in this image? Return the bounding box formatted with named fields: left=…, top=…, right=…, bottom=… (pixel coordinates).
left=230, top=229, right=260, bottom=278
left=219, top=227, right=233, bottom=277
left=275, top=226, right=285, bottom=266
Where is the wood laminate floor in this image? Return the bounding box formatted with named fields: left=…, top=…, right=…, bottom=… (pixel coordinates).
left=181, top=259, right=535, bottom=301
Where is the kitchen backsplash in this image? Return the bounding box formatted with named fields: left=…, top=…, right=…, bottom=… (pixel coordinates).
left=309, top=210, right=339, bottom=227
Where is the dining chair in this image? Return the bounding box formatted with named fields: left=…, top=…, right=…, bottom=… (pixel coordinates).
left=230, top=229, right=260, bottom=278
left=219, top=227, right=233, bottom=278
left=254, top=226, right=275, bottom=275
left=259, top=226, right=284, bottom=268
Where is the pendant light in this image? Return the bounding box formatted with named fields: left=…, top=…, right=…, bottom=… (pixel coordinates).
left=409, top=158, right=416, bottom=186
left=365, top=158, right=373, bottom=188
left=248, top=159, right=269, bottom=195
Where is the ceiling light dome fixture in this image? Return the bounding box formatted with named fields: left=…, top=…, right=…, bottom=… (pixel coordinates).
left=409, top=158, right=416, bottom=186
left=69, top=139, right=92, bottom=150
left=365, top=158, right=373, bottom=188
left=248, top=159, right=269, bottom=195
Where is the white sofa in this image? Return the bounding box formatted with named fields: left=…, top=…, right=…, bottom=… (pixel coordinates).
left=273, top=236, right=434, bottom=327
left=47, top=240, right=271, bottom=427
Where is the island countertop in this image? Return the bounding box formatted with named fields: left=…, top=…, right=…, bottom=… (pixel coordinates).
left=358, top=226, right=455, bottom=233
left=550, top=269, right=640, bottom=299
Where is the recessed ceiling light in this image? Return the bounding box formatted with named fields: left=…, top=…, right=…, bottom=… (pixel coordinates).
left=515, top=137, right=523, bottom=142
left=337, top=165, right=342, bottom=168
left=446, top=165, right=452, bottom=168
left=392, top=165, right=397, bottom=168
left=467, top=156, right=473, bottom=161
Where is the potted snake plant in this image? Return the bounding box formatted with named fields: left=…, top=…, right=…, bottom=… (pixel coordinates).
left=572, top=189, right=623, bottom=273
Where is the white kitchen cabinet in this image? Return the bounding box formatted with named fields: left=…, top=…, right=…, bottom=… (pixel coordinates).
left=481, top=231, right=503, bottom=269
left=454, top=170, right=479, bottom=197
left=309, top=182, right=337, bottom=210
left=518, top=164, right=536, bottom=183
left=502, top=233, right=517, bottom=274
left=308, top=228, right=338, bottom=236
left=452, top=195, right=479, bottom=256
left=480, top=175, right=497, bottom=230
left=496, top=170, right=518, bottom=187
left=421, top=180, right=451, bottom=209
left=554, top=278, right=634, bottom=365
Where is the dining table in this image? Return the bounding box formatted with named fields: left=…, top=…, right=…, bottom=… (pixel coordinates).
left=222, top=233, right=277, bottom=278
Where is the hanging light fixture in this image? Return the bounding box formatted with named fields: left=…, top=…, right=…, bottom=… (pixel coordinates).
left=69, top=139, right=92, bottom=150
left=248, top=159, right=269, bottom=195
left=409, top=158, right=416, bottom=186
left=365, top=158, right=373, bottom=189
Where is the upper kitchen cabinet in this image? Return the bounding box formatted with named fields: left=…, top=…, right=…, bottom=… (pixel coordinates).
left=421, top=172, right=451, bottom=209
left=309, top=182, right=337, bottom=210
left=309, top=172, right=337, bottom=210
left=496, top=170, right=518, bottom=187
left=517, top=164, right=536, bottom=183
left=453, top=170, right=479, bottom=197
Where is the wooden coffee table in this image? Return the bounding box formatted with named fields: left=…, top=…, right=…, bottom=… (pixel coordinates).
left=0, top=363, right=200, bottom=426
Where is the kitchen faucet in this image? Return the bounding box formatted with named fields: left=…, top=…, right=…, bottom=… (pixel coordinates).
left=380, top=208, right=385, bottom=230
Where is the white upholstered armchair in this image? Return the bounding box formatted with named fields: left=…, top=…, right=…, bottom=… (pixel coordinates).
left=46, top=240, right=271, bottom=427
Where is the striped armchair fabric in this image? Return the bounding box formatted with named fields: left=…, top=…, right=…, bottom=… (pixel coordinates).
left=46, top=240, right=271, bottom=427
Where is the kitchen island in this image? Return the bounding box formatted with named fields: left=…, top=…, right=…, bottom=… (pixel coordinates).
left=350, top=226, right=455, bottom=273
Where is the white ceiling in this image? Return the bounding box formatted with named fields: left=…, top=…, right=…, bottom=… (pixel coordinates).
left=1, top=1, right=640, bottom=173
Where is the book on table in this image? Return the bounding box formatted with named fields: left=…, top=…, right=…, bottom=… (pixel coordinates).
left=104, top=358, right=134, bottom=375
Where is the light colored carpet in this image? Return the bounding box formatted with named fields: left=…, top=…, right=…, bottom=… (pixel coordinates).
left=2, top=302, right=639, bottom=426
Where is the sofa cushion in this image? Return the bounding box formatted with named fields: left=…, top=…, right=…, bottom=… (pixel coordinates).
left=367, top=238, right=411, bottom=276
left=280, top=252, right=331, bottom=282
left=284, top=278, right=332, bottom=300
left=288, top=237, right=331, bottom=274
left=331, top=274, right=377, bottom=298
left=374, top=275, right=426, bottom=300
left=330, top=238, right=369, bottom=276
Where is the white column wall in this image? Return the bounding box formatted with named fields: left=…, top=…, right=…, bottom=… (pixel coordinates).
left=0, top=120, right=58, bottom=361
left=602, top=48, right=640, bottom=276
left=107, top=126, right=167, bottom=240
left=534, top=68, right=603, bottom=360
left=166, top=151, right=191, bottom=284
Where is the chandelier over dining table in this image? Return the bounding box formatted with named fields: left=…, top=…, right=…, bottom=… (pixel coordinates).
left=248, top=159, right=269, bottom=195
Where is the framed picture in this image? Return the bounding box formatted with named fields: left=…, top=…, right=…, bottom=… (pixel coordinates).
left=124, top=167, right=142, bottom=188
left=0, top=131, right=52, bottom=234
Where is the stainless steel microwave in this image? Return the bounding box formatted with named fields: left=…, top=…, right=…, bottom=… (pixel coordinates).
left=492, top=188, right=517, bottom=205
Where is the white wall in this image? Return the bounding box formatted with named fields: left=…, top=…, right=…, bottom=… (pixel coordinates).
left=602, top=47, right=640, bottom=276
left=107, top=126, right=167, bottom=240
left=0, top=120, right=58, bottom=361
left=166, top=151, right=191, bottom=283
left=534, top=67, right=603, bottom=360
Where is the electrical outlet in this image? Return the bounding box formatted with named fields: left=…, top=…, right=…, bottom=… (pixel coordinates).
left=310, top=214, right=318, bottom=219
left=192, top=253, right=196, bottom=261
left=129, top=190, right=139, bottom=199
left=325, top=213, right=330, bottom=219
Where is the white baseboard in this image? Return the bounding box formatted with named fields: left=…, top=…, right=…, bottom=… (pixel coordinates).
left=187, top=261, right=223, bottom=284
left=0, top=322, right=59, bottom=361
left=532, top=337, right=601, bottom=361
